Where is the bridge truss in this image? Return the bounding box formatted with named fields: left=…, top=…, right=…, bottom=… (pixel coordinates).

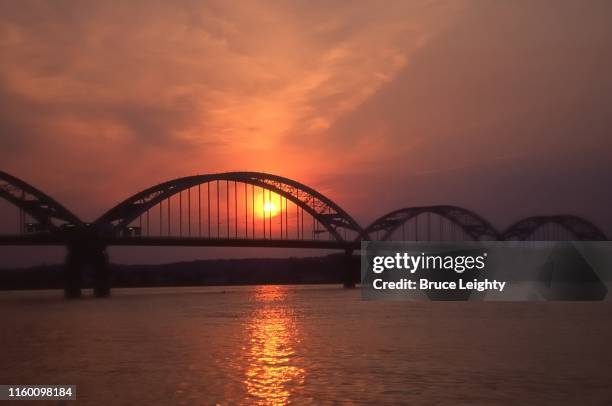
left=0, top=170, right=82, bottom=233
left=363, top=205, right=501, bottom=241
left=0, top=171, right=608, bottom=245
left=95, top=172, right=364, bottom=245
left=501, top=215, right=608, bottom=241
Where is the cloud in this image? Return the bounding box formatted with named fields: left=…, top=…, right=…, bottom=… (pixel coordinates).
left=2, top=4, right=454, bottom=142
left=310, top=1, right=612, bottom=231
left=0, top=0, right=610, bottom=241
left=0, top=0, right=465, bottom=220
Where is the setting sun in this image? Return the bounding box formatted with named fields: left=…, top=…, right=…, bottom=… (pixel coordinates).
left=263, top=201, right=279, bottom=217
left=255, top=192, right=282, bottom=218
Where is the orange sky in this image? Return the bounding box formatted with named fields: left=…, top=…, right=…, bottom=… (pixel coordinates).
left=1, top=1, right=612, bottom=265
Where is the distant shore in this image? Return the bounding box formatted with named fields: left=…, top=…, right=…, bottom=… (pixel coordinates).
left=0, top=254, right=360, bottom=291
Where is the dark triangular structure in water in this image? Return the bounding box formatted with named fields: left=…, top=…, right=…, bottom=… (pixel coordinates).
left=537, top=243, right=607, bottom=300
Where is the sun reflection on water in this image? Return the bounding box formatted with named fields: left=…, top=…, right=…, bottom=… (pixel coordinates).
left=244, top=286, right=305, bottom=405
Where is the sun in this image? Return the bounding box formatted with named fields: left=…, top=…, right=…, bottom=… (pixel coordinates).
left=255, top=192, right=281, bottom=218
left=263, top=201, right=279, bottom=216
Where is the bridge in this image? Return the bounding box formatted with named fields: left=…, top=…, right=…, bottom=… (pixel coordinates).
left=0, top=170, right=608, bottom=297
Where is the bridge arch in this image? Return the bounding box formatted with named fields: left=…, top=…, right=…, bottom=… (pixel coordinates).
left=364, top=205, right=500, bottom=241
left=0, top=170, right=82, bottom=232
left=501, top=215, right=608, bottom=241
left=95, top=172, right=364, bottom=242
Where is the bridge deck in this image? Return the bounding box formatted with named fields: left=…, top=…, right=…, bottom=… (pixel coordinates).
left=0, top=234, right=357, bottom=250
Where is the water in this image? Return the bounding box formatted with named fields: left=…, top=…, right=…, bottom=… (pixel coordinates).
left=1, top=286, right=611, bottom=405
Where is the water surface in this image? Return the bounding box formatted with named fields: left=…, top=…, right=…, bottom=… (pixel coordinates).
left=1, top=286, right=611, bottom=404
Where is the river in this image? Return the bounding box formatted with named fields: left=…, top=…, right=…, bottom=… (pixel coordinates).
left=1, top=285, right=611, bottom=404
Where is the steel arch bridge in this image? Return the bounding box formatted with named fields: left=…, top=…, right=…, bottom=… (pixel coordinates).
left=501, top=215, right=608, bottom=241
left=95, top=172, right=364, bottom=248
left=0, top=170, right=82, bottom=234
left=1, top=170, right=610, bottom=297
left=363, top=205, right=500, bottom=241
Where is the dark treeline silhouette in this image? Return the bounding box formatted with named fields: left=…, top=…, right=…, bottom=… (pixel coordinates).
left=0, top=254, right=361, bottom=291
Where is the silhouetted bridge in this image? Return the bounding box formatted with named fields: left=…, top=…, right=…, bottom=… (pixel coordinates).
left=0, top=170, right=608, bottom=297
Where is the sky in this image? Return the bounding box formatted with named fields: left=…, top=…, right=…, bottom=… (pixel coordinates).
left=1, top=0, right=612, bottom=266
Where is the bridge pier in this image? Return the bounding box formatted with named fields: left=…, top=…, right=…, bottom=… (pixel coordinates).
left=343, top=249, right=356, bottom=288
left=64, top=241, right=110, bottom=298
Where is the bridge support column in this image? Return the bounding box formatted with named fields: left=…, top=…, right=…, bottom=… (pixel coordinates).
left=343, top=249, right=356, bottom=288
